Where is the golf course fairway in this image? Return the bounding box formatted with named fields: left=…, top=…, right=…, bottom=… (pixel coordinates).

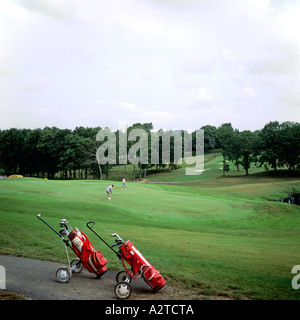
left=1, top=165, right=300, bottom=300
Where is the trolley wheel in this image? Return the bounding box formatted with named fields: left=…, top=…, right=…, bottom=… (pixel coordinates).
left=70, top=258, right=83, bottom=273
left=116, top=270, right=132, bottom=283
left=56, top=267, right=72, bottom=283
left=114, top=281, right=132, bottom=299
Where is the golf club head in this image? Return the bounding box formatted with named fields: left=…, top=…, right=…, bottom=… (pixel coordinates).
left=59, top=229, right=69, bottom=236
left=60, top=219, right=69, bottom=227
left=115, top=238, right=124, bottom=245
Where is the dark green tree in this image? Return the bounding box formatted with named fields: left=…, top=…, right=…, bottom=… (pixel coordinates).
left=239, top=130, right=257, bottom=175
left=201, top=125, right=217, bottom=152
left=216, top=123, right=235, bottom=175
left=37, top=127, right=71, bottom=179
left=0, top=128, right=25, bottom=176
left=279, top=122, right=300, bottom=171
left=258, top=121, right=282, bottom=172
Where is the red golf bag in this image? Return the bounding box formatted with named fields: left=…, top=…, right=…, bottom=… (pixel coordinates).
left=68, top=228, right=108, bottom=277
left=86, top=222, right=166, bottom=299
left=120, top=240, right=166, bottom=291
left=37, top=215, right=108, bottom=283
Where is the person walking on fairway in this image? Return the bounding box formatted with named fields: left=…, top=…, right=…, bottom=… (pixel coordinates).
left=106, top=184, right=114, bottom=200
left=121, top=178, right=127, bottom=190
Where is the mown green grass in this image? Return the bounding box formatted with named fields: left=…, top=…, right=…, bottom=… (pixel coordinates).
left=107, top=153, right=225, bottom=182
left=1, top=162, right=300, bottom=299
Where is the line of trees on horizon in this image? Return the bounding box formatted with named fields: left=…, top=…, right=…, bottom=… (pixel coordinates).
left=0, top=120, right=299, bottom=180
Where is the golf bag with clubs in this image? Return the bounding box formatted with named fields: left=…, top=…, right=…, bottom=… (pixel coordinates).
left=86, top=221, right=166, bottom=299
left=37, top=214, right=108, bottom=283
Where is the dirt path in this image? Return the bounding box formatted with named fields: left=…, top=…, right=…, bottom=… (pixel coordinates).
left=0, top=255, right=232, bottom=300
left=0, top=255, right=155, bottom=300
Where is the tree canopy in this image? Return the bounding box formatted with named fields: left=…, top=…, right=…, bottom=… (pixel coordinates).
left=0, top=121, right=299, bottom=179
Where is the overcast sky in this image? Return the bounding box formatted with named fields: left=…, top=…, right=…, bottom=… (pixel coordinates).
left=0, top=0, right=300, bottom=132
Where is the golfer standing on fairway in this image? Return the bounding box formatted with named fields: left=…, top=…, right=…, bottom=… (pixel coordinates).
left=106, top=184, right=114, bottom=200
left=121, top=178, right=127, bottom=190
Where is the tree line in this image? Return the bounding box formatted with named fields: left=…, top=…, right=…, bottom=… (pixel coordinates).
left=205, top=121, right=300, bottom=175
left=0, top=121, right=299, bottom=179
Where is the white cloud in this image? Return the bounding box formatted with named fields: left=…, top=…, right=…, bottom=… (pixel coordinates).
left=241, top=87, right=257, bottom=99
left=11, top=0, right=72, bottom=20
left=181, top=88, right=214, bottom=110
left=0, top=0, right=299, bottom=132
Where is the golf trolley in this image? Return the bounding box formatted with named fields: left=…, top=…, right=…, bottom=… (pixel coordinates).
left=37, top=214, right=107, bottom=283
left=86, top=221, right=166, bottom=299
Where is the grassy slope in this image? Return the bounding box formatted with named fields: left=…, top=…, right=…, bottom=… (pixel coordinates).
left=1, top=157, right=300, bottom=300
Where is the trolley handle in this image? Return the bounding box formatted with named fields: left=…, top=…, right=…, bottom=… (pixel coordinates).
left=86, top=221, right=121, bottom=258
left=37, top=214, right=61, bottom=238
left=36, top=214, right=72, bottom=249
left=86, top=221, right=95, bottom=229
